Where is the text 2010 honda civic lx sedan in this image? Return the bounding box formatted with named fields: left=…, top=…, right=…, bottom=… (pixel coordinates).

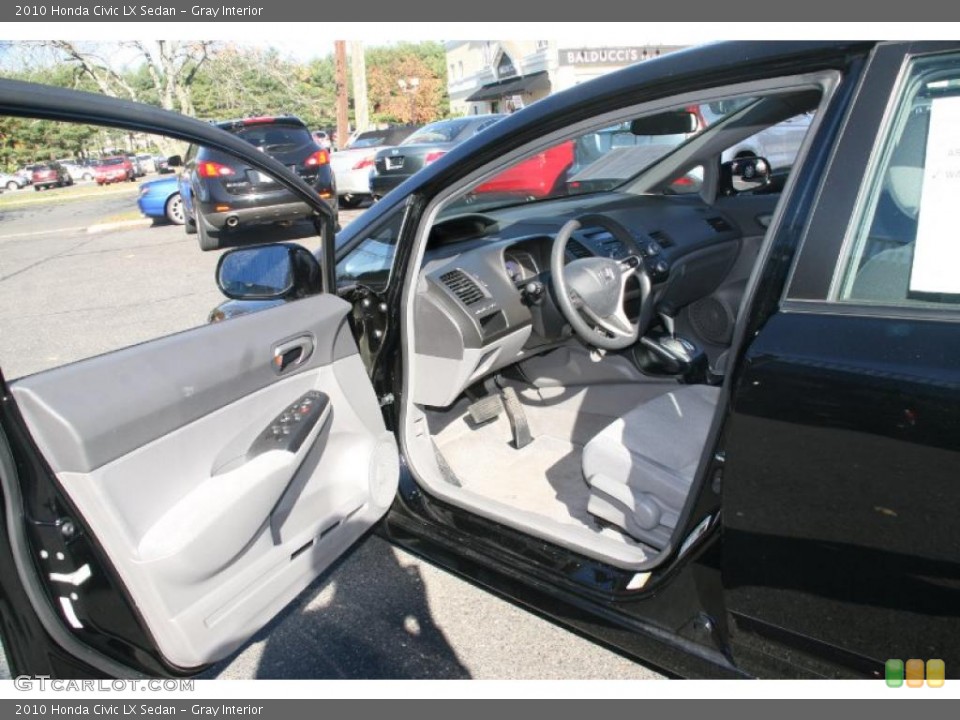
left=1, top=40, right=958, bottom=680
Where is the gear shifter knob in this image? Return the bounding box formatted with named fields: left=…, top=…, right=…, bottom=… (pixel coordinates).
left=523, top=280, right=545, bottom=305
left=659, top=335, right=697, bottom=363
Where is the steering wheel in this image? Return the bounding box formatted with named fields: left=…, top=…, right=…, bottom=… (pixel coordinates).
left=551, top=214, right=652, bottom=351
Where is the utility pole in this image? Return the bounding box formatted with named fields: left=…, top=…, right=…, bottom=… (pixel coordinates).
left=334, top=40, right=349, bottom=150
left=350, top=41, right=368, bottom=134
left=398, top=77, right=420, bottom=124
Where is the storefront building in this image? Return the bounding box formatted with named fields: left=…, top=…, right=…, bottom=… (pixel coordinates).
left=446, top=41, right=686, bottom=116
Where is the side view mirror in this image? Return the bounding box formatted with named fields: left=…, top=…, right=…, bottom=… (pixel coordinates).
left=721, top=155, right=771, bottom=194
left=167, top=155, right=183, bottom=167
left=216, top=243, right=322, bottom=301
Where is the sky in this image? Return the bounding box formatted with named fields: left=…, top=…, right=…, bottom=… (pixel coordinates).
left=4, top=21, right=960, bottom=54
left=3, top=22, right=960, bottom=70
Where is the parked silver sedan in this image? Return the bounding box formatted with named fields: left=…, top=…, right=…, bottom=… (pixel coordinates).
left=330, top=125, right=418, bottom=207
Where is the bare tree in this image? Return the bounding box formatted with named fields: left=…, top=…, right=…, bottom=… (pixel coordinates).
left=128, top=40, right=214, bottom=116
left=27, top=40, right=217, bottom=116
left=47, top=41, right=142, bottom=101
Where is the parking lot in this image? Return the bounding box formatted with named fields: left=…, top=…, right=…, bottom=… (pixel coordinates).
left=0, top=179, right=661, bottom=680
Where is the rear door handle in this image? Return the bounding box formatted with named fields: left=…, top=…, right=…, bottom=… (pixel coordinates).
left=273, top=335, right=314, bottom=374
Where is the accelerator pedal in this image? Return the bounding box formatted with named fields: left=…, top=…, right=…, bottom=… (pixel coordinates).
left=467, top=394, right=504, bottom=426
left=501, top=386, right=533, bottom=450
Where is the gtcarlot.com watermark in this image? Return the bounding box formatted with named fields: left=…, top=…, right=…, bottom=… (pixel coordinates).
left=14, top=677, right=195, bottom=692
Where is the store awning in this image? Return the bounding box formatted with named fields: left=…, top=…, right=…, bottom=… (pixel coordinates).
left=466, top=71, right=551, bottom=102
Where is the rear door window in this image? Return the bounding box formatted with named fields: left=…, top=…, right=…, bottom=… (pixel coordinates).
left=232, top=124, right=313, bottom=151
left=838, top=54, right=960, bottom=307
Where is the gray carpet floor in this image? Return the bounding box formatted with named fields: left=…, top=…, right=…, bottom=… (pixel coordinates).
left=426, top=383, right=662, bottom=548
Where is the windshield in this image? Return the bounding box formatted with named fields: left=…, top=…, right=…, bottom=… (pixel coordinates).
left=403, top=119, right=473, bottom=145
left=562, top=101, right=756, bottom=193
left=437, top=96, right=810, bottom=218
left=348, top=132, right=390, bottom=149
left=101, top=158, right=125, bottom=166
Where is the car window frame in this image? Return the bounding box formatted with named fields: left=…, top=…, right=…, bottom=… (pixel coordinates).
left=784, top=42, right=960, bottom=324
left=334, top=205, right=407, bottom=292
left=833, top=52, right=960, bottom=310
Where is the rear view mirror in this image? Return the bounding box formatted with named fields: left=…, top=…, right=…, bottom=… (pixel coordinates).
left=630, top=111, right=698, bottom=136
left=167, top=155, right=183, bottom=167
left=216, top=243, right=321, bottom=300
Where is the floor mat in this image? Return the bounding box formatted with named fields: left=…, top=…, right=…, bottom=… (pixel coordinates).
left=428, top=388, right=647, bottom=547
left=434, top=424, right=594, bottom=528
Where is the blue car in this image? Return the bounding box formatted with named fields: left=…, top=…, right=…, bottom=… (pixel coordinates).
left=136, top=175, right=184, bottom=225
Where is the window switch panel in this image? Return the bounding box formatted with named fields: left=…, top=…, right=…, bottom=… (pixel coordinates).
left=246, top=391, right=329, bottom=460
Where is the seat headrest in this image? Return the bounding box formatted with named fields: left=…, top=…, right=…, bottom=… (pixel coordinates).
left=886, top=109, right=930, bottom=220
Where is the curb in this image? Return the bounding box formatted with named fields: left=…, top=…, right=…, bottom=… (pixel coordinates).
left=87, top=218, right=152, bottom=234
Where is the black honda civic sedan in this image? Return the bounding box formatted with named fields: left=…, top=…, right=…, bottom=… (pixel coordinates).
left=0, top=40, right=958, bottom=681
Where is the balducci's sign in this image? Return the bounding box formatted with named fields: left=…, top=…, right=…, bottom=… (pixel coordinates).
left=559, top=47, right=651, bottom=66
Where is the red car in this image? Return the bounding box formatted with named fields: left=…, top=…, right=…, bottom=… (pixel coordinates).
left=30, top=162, right=73, bottom=190
left=474, top=140, right=575, bottom=199
left=94, top=156, right=136, bottom=185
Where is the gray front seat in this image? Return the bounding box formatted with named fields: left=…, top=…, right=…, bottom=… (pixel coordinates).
left=583, top=384, right=720, bottom=548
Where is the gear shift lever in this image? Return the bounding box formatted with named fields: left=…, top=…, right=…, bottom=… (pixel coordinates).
left=634, top=311, right=707, bottom=383
left=659, top=312, right=676, bottom=338
left=655, top=311, right=694, bottom=362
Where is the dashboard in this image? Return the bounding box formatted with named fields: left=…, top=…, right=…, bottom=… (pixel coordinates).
left=411, top=190, right=764, bottom=408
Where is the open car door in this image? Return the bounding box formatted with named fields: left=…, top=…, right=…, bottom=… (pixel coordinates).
left=0, top=81, right=399, bottom=677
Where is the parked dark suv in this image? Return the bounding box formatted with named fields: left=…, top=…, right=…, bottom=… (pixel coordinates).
left=30, top=161, right=73, bottom=190
left=174, top=115, right=337, bottom=251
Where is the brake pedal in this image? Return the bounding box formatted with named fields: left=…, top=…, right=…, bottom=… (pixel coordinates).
left=501, top=386, right=533, bottom=449
left=467, top=394, right=503, bottom=426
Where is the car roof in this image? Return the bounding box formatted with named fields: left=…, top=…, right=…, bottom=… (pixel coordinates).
left=215, top=115, right=308, bottom=130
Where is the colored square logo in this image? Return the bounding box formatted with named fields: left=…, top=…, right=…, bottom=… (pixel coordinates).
left=886, top=659, right=904, bottom=687
left=927, top=659, right=945, bottom=688
left=906, top=658, right=925, bottom=687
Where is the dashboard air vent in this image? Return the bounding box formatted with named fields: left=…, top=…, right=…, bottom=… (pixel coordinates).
left=566, top=239, right=592, bottom=259
left=440, top=269, right=485, bottom=305
left=706, top=216, right=733, bottom=233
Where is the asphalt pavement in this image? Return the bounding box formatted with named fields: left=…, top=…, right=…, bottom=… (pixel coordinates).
left=0, top=185, right=135, bottom=238
left=0, top=184, right=662, bottom=680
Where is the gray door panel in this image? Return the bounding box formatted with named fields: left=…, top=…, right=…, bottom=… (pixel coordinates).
left=9, top=294, right=399, bottom=668
left=11, top=296, right=358, bottom=474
